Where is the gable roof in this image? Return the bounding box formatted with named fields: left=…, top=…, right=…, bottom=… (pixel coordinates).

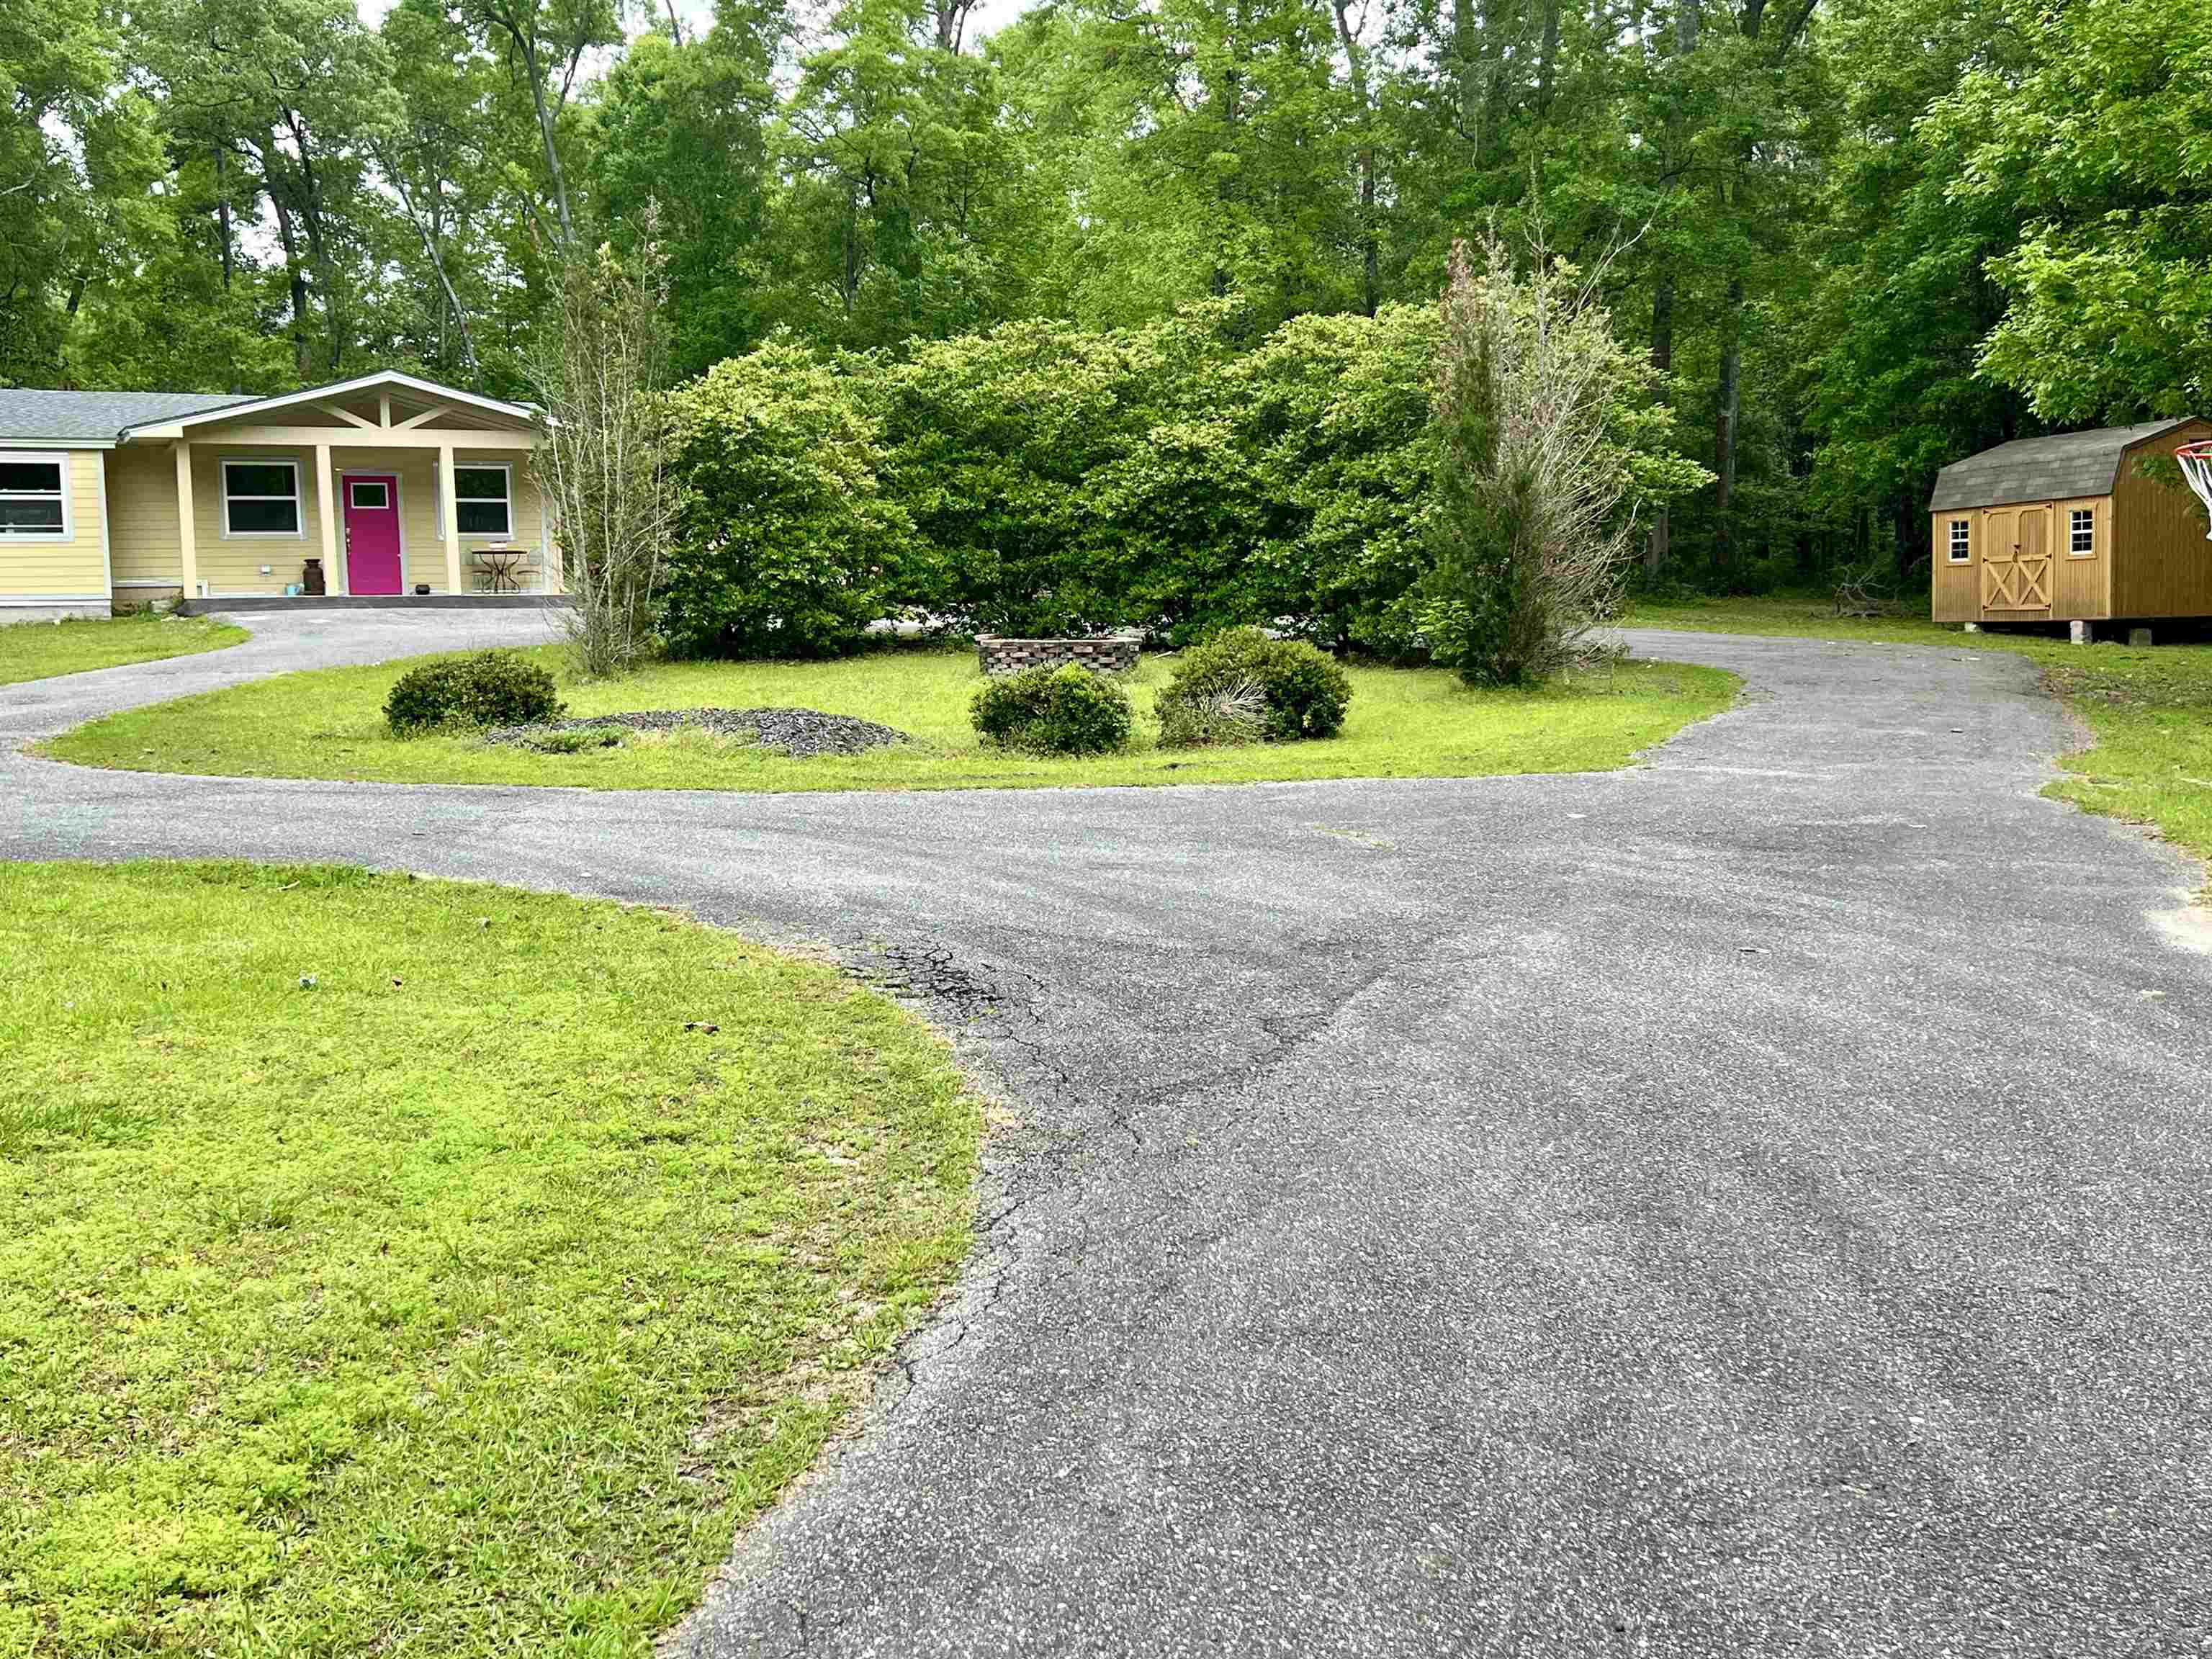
left=0, top=372, right=539, bottom=448
left=1929, top=421, right=2197, bottom=513
left=0, top=389, right=252, bottom=446
left=117, top=371, right=539, bottom=438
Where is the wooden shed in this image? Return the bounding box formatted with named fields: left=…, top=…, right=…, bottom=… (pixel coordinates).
left=1929, top=418, right=2212, bottom=627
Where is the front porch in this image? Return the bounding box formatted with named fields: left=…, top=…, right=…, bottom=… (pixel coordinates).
left=176, top=593, right=570, bottom=614
left=113, top=372, right=558, bottom=603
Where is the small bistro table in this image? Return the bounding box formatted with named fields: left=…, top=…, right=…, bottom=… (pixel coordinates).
left=471, top=547, right=529, bottom=593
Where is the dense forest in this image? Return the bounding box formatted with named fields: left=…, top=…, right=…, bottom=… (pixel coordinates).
left=6, top=0, right=2207, bottom=587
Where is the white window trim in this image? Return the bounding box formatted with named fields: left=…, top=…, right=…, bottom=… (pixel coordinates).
left=1947, top=519, right=1971, bottom=563
left=348, top=480, right=390, bottom=511
left=2067, top=507, right=2096, bottom=559
left=436, top=459, right=514, bottom=540
left=219, top=454, right=306, bottom=540
left=0, top=451, right=73, bottom=543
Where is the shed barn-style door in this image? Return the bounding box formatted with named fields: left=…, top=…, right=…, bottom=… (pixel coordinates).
left=1980, top=504, right=2054, bottom=613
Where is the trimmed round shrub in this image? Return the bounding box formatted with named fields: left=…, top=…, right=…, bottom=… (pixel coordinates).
left=1156, top=626, right=1351, bottom=742
left=969, top=664, right=1133, bottom=756
left=385, top=650, right=564, bottom=735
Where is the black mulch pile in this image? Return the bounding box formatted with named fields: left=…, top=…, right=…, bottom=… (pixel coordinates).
left=483, top=707, right=913, bottom=757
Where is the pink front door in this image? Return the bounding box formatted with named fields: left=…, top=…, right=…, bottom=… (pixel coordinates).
left=342, top=475, right=403, bottom=594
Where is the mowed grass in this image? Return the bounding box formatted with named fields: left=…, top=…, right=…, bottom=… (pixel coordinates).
left=1629, top=592, right=2212, bottom=871
left=0, top=611, right=246, bottom=686
left=42, top=644, right=1738, bottom=792
left=0, top=862, right=979, bottom=1658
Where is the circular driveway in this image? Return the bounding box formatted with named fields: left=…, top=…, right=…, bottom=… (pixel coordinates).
left=5, top=611, right=2209, bottom=1656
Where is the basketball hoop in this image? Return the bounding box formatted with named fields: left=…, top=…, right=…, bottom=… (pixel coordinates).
left=2178, top=439, right=2212, bottom=539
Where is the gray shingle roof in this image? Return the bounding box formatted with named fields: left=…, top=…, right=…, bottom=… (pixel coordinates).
left=1929, top=421, right=2196, bottom=513
left=0, top=389, right=256, bottom=444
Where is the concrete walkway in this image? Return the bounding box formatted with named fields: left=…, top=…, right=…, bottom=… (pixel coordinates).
left=4, top=615, right=2209, bottom=1656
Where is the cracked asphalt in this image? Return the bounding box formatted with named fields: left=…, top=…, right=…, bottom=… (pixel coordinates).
left=6, top=611, right=2212, bottom=1657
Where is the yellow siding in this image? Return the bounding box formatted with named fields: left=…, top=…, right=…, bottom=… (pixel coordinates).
left=98, top=408, right=555, bottom=600
left=2113, top=419, right=2212, bottom=619
left=2051, top=495, right=2110, bottom=621
left=330, top=449, right=552, bottom=594
left=0, top=449, right=107, bottom=600
left=189, top=444, right=325, bottom=596
left=105, top=444, right=184, bottom=592
left=1930, top=511, right=1977, bottom=621
left=114, top=444, right=557, bottom=596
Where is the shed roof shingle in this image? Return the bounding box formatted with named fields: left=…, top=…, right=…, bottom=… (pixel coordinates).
left=0, top=389, right=254, bottom=444
left=1928, top=421, right=2196, bottom=513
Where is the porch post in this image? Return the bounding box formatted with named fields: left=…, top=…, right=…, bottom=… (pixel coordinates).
left=174, top=441, right=198, bottom=601
left=439, top=441, right=462, bottom=593
left=316, top=442, right=341, bottom=595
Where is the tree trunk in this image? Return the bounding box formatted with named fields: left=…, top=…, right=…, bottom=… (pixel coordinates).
left=842, top=186, right=861, bottom=315
left=214, top=147, right=235, bottom=290
left=1331, top=0, right=1380, bottom=316
left=269, top=192, right=311, bottom=380
left=388, top=156, right=481, bottom=380
left=1645, top=277, right=1673, bottom=578
left=1712, top=270, right=1741, bottom=571
left=1452, top=0, right=1478, bottom=142
left=513, top=26, right=575, bottom=246
left=285, top=114, right=341, bottom=377
left=1535, top=0, right=1561, bottom=112
left=1478, top=0, right=1515, bottom=163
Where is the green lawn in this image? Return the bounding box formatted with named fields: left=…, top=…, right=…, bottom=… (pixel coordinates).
left=0, top=862, right=979, bottom=1658
left=1626, top=592, right=1974, bottom=647
left=0, top=611, right=246, bottom=687
left=1628, top=592, right=2212, bottom=871
left=42, top=644, right=1739, bottom=793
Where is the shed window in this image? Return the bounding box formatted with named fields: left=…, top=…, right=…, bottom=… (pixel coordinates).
left=439, top=464, right=512, bottom=538
left=0, top=455, right=68, bottom=539
left=2069, top=508, right=2095, bottom=557
left=1948, top=519, right=1970, bottom=562
left=221, top=459, right=302, bottom=536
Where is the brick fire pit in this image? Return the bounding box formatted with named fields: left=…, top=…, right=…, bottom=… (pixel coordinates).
left=976, top=634, right=1140, bottom=676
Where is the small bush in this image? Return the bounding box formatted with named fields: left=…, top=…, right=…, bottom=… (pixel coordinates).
left=385, top=651, right=564, bottom=735
left=1155, top=675, right=1267, bottom=749
left=1157, top=626, right=1351, bottom=742
left=969, top=664, right=1133, bottom=755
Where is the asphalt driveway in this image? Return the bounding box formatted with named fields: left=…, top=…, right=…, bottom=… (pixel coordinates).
left=4, top=613, right=2209, bottom=1656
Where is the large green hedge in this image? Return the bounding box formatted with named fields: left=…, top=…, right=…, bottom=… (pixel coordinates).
left=662, top=304, right=1696, bottom=661
left=665, top=339, right=911, bottom=659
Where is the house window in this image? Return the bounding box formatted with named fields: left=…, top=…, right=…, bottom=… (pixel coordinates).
left=449, top=465, right=511, bottom=537
left=0, top=454, right=69, bottom=540
left=1948, top=518, right=1970, bottom=562
left=349, top=481, right=388, bottom=511
left=221, top=459, right=302, bottom=536
left=2069, top=507, right=2095, bottom=557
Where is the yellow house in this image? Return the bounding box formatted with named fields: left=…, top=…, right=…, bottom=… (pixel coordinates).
left=0, top=371, right=559, bottom=620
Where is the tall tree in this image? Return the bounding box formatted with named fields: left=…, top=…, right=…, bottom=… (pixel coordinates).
left=1936, top=0, right=2212, bottom=423
left=457, top=0, right=621, bottom=251
left=0, top=0, right=168, bottom=383
left=138, top=0, right=398, bottom=379
left=593, top=1, right=782, bottom=376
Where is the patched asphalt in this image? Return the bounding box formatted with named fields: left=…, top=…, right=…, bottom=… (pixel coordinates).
left=5, top=613, right=2211, bottom=1656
